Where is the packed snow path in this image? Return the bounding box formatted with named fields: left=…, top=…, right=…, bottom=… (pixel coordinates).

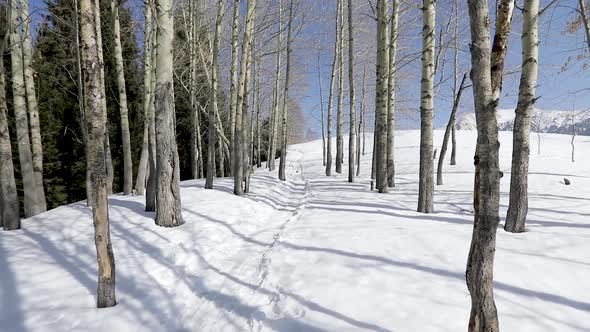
left=1, top=130, right=589, bottom=331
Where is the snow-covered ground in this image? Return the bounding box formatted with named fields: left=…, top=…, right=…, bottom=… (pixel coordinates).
left=1, top=130, right=589, bottom=331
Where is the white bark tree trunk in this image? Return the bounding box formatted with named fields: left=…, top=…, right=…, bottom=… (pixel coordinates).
left=375, top=0, right=389, bottom=193
left=80, top=0, right=117, bottom=308
left=417, top=0, right=435, bottom=213
left=145, top=3, right=157, bottom=212
left=135, top=0, right=153, bottom=196
left=10, top=0, right=41, bottom=217
left=505, top=0, right=540, bottom=233
left=0, top=52, right=21, bottom=230
left=233, top=0, right=256, bottom=194
left=154, top=0, right=183, bottom=227
left=325, top=0, right=339, bottom=177
left=318, top=43, right=326, bottom=167
left=269, top=1, right=282, bottom=172
left=93, top=0, right=114, bottom=195
left=335, top=0, right=344, bottom=174
left=21, top=0, right=47, bottom=211
left=386, top=0, right=399, bottom=188
left=278, top=0, right=294, bottom=181
left=579, top=0, right=590, bottom=52
left=229, top=0, right=240, bottom=174
left=111, top=0, right=133, bottom=194
left=347, top=0, right=356, bottom=183
left=206, top=0, right=224, bottom=189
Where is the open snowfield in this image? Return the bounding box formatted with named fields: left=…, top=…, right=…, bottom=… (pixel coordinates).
left=1, top=130, right=589, bottom=332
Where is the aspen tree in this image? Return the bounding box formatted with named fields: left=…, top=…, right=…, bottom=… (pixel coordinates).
left=417, top=0, right=435, bottom=213
left=386, top=0, right=400, bottom=188
left=269, top=0, right=283, bottom=171
left=335, top=0, right=344, bottom=174
left=346, top=0, right=356, bottom=182
left=278, top=0, right=294, bottom=181
left=505, top=0, right=540, bottom=233
left=21, top=0, right=47, bottom=211
left=154, top=0, right=184, bottom=227
left=80, top=0, right=117, bottom=307
left=111, top=0, right=133, bottom=194
left=375, top=0, right=389, bottom=193
left=206, top=0, right=224, bottom=189
left=325, top=0, right=339, bottom=177
left=234, top=0, right=257, bottom=194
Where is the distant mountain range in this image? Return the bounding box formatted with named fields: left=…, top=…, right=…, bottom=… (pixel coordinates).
left=454, top=109, right=590, bottom=135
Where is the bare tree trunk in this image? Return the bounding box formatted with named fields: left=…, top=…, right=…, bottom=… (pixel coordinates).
left=505, top=0, right=540, bottom=233
left=375, top=0, right=389, bottom=193
left=229, top=0, right=240, bottom=174
left=347, top=0, right=356, bottom=182
left=437, top=73, right=467, bottom=185
left=466, top=0, right=513, bottom=329
left=318, top=43, right=326, bottom=167
left=0, top=51, right=20, bottom=230
left=72, top=0, right=93, bottom=204
left=206, top=0, right=224, bottom=189
left=386, top=0, right=399, bottom=188
left=356, top=66, right=366, bottom=177
left=111, top=0, right=133, bottom=194
left=154, top=0, right=183, bottom=227
left=80, top=0, right=117, bottom=307
left=233, top=0, right=257, bottom=194
left=93, top=0, right=114, bottom=195
left=278, top=0, right=294, bottom=182
left=135, top=0, right=153, bottom=196
left=579, top=0, right=590, bottom=51
left=10, top=0, right=40, bottom=217
left=145, top=5, right=157, bottom=212
left=269, top=1, right=282, bottom=172
left=335, top=0, right=344, bottom=174
left=325, top=0, right=339, bottom=177
left=450, top=0, right=459, bottom=167
left=21, top=0, right=47, bottom=211
left=417, top=0, right=435, bottom=213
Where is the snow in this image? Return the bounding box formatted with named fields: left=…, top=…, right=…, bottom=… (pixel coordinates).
left=1, top=130, right=590, bottom=331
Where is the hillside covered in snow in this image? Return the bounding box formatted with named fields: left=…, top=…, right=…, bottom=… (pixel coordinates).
left=455, top=109, right=590, bottom=135
left=1, top=130, right=589, bottom=331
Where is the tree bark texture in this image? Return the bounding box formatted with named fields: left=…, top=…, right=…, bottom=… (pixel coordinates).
left=278, top=0, right=294, bottom=182
left=375, top=0, right=389, bottom=193
left=387, top=1, right=399, bottom=188
left=505, top=0, right=540, bottom=233
left=335, top=0, right=344, bottom=174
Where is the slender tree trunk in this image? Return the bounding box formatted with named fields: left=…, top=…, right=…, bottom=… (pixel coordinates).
left=325, top=0, right=339, bottom=177
left=335, top=0, right=344, bottom=174
left=0, top=52, right=20, bottom=230
left=242, top=36, right=255, bottom=193
left=417, top=0, right=435, bottom=213
left=229, top=0, right=240, bottom=174
left=111, top=0, right=133, bottom=194
left=579, top=0, right=590, bottom=52
left=437, top=73, right=467, bottom=185
left=21, top=0, right=47, bottom=211
left=505, top=0, right=540, bottom=233
left=206, top=0, right=224, bottom=189
left=269, top=1, right=283, bottom=171
left=135, top=1, right=152, bottom=196
left=375, top=0, right=389, bottom=193
left=233, top=0, right=257, bottom=194
left=93, top=0, right=114, bottom=195
left=278, top=0, right=294, bottom=181
left=356, top=66, right=366, bottom=177
left=318, top=44, right=326, bottom=167
left=154, top=0, right=183, bottom=227
left=145, top=5, right=157, bottom=212
left=10, top=0, right=39, bottom=217
left=80, top=0, right=117, bottom=308
left=450, top=0, right=459, bottom=166
left=347, top=0, right=356, bottom=182
left=466, top=0, right=513, bottom=329
left=386, top=1, right=399, bottom=188
left=72, top=0, right=93, bottom=204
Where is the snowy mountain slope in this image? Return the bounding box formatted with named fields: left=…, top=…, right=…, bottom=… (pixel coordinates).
left=455, top=108, right=590, bottom=135
left=1, top=130, right=589, bottom=331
